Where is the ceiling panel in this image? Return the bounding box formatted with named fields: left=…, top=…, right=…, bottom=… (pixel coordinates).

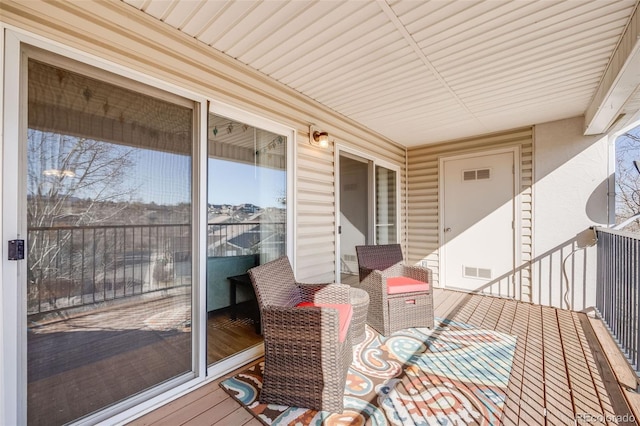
left=122, top=0, right=640, bottom=146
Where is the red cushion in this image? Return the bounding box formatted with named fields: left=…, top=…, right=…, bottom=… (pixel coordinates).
left=386, top=276, right=429, bottom=294
left=296, top=302, right=353, bottom=343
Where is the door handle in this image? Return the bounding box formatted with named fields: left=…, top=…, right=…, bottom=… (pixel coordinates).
left=444, top=228, right=451, bottom=233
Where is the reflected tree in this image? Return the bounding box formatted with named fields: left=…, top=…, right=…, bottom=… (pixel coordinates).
left=27, top=129, right=136, bottom=311
left=616, top=126, right=640, bottom=232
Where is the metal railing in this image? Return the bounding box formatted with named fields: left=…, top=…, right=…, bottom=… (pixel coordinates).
left=595, top=226, right=640, bottom=375
left=28, top=221, right=285, bottom=315
left=207, top=221, right=285, bottom=258
left=28, top=223, right=192, bottom=315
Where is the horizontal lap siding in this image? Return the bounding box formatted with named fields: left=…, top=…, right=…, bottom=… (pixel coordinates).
left=407, top=128, right=534, bottom=301
left=296, top=132, right=406, bottom=282
left=0, top=0, right=406, bottom=283
left=296, top=141, right=337, bottom=280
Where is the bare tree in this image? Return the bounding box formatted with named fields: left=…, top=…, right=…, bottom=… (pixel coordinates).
left=27, top=129, right=137, bottom=311
left=616, top=127, right=640, bottom=232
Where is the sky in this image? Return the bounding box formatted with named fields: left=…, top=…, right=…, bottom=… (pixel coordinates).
left=29, top=131, right=287, bottom=209
left=131, top=152, right=285, bottom=207
left=207, top=158, right=285, bottom=207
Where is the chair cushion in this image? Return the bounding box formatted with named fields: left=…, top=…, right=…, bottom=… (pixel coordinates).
left=386, top=276, right=430, bottom=294
left=296, top=302, right=353, bottom=342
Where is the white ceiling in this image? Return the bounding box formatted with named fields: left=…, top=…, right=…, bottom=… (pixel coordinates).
left=122, top=0, right=640, bottom=147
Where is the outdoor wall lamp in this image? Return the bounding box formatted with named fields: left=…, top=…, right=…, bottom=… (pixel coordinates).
left=309, top=125, right=330, bottom=148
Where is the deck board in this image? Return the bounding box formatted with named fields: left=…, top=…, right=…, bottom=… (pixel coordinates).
left=493, top=298, right=517, bottom=335
left=432, top=288, right=462, bottom=318
left=131, top=290, right=636, bottom=425
left=578, top=313, right=636, bottom=425
left=516, top=304, right=546, bottom=425
left=541, top=306, right=574, bottom=424
left=588, top=316, right=640, bottom=423
left=480, top=296, right=505, bottom=331
left=560, top=310, right=605, bottom=423
left=182, top=396, right=246, bottom=425
left=152, top=388, right=231, bottom=426
left=448, top=290, right=481, bottom=324
left=501, top=300, right=530, bottom=426
left=465, top=292, right=494, bottom=327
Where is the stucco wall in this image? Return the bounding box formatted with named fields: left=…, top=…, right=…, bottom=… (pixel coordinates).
left=532, top=116, right=609, bottom=311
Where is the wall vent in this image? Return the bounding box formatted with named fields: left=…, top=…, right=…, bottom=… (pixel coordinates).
left=476, top=168, right=491, bottom=180
left=463, top=170, right=476, bottom=181
left=343, top=254, right=357, bottom=262
left=463, top=168, right=491, bottom=181
left=464, top=266, right=492, bottom=279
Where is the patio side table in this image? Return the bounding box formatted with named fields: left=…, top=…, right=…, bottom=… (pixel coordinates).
left=349, top=287, right=369, bottom=345
left=227, top=273, right=261, bottom=334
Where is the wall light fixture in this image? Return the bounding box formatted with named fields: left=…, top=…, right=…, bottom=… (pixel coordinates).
left=309, top=125, right=329, bottom=148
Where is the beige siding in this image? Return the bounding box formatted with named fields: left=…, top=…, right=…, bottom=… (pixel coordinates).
left=407, top=127, right=534, bottom=301
left=0, top=0, right=406, bottom=282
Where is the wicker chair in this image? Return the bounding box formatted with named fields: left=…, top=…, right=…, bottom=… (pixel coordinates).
left=247, top=256, right=353, bottom=413
left=355, top=244, right=434, bottom=336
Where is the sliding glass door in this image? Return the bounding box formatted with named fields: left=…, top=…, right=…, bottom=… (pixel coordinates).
left=24, top=54, right=195, bottom=425
left=5, top=36, right=294, bottom=426
left=338, top=150, right=400, bottom=279
left=206, top=110, right=289, bottom=365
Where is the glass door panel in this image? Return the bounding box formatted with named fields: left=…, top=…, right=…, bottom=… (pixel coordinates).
left=338, top=152, right=400, bottom=283
left=206, top=113, right=286, bottom=365
left=339, top=153, right=370, bottom=276
left=26, top=58, right=194, bottom=425
left=375, top=165, right=398, bottom=244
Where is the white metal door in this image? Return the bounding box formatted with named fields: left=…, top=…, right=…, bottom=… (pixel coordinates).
left=441, top=151, right=515, bottom=295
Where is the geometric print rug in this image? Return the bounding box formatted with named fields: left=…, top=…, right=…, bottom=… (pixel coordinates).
left=220, top=319, right=517, bottom=425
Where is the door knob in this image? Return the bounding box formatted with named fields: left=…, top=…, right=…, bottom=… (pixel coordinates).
left=444, top=227, right=451, bottom=232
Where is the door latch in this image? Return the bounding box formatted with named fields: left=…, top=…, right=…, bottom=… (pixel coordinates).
left=8, top=239, right=25, bottom=260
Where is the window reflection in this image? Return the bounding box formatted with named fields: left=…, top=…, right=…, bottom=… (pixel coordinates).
left=206, top=113, right=287, bottom=364
left=26, top=58, right=194, bottom=425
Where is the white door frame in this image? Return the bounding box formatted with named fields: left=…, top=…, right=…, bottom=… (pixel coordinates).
left=334, top=144, right=401, bottom=283
left=2, top=28, right=25, bottom=426
left=438, top=146, right=521, bottom=295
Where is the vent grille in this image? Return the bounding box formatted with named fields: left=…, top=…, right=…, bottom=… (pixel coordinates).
left=463, top=168, right=491, bottom=181
left=344, top=254, right=357, bottom=262
left=476, top=169, right=491, bottom=180
left=464, top=266, right=492, bottom=279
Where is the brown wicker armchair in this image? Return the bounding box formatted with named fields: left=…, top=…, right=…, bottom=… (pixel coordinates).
left=247, top=256, right=353, bottom=413
left=355, top=244, right=434, bottom=336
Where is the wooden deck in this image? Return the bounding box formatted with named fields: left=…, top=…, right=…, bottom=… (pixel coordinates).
left=130, top=288, right=639, bottom=425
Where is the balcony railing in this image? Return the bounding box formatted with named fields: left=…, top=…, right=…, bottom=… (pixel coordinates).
left=28, top=222, right=284, bottom=316
left=595, top=226, right=640, bottom=376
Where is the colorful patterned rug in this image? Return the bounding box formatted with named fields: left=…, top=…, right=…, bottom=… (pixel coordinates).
left=220, top=319, right=517, bottom=425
